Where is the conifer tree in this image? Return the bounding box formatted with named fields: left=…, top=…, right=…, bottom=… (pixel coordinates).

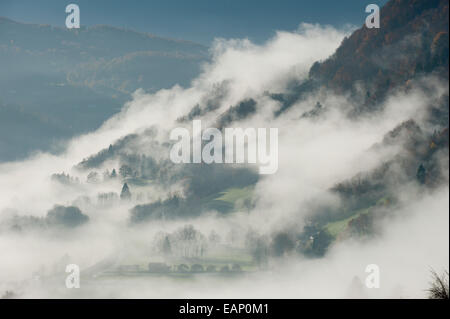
left=120, top=183, right=131, bottom=200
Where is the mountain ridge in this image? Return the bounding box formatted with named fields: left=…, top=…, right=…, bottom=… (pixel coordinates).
left=0, top=16, right=207, bottom=50
left=309, top=0, right=448, bottom=107
left=0, top=16, right=209, bottom=162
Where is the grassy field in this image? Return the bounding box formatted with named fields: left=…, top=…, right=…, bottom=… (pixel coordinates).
left=213, top=186, right=254, bottom=211
left=324, top=196, right=391, bottom=238
left=324, top=208, right=370, bottom=238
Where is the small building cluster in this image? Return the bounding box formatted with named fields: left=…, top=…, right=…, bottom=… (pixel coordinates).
left=115, top=262, right=243, bottom=274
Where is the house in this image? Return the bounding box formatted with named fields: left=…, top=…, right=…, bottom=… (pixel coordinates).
left=191, top=264, right=204, bottom=272
left=206, top=265, right=216, bottom=272
left=177, top=264, right=189, bottom=273
left=148, top=262, right=170, bottom=273
left=118, top=265, right=140, bottom=272
left=231, top=264, right=242, bottom=272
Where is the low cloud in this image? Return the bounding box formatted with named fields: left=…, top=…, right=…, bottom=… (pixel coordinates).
left=0, top=23, right=448, bottom=299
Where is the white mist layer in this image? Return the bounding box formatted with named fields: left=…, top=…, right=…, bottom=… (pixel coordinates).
left=0, top=23, right=448, bottom=298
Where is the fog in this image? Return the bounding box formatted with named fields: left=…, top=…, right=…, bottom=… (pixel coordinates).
left=0, top=23, right=448, bottom=299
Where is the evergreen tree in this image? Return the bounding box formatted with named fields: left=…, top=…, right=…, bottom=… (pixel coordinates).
left=162, top=236, right=172, bottom=255
left=120, top=183, right=131, bottom=200
left=417, top=164, right=426, bottom=184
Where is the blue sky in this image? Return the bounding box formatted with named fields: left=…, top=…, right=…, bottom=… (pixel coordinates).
left=0, top=0, right=388, bottom=45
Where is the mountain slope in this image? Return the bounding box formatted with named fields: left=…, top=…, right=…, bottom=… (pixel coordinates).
left=273, top=0, right=448, bottom=116
left=309, top=0, right=448, bottom=109
left=0, top=18, right=208, bottom=161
